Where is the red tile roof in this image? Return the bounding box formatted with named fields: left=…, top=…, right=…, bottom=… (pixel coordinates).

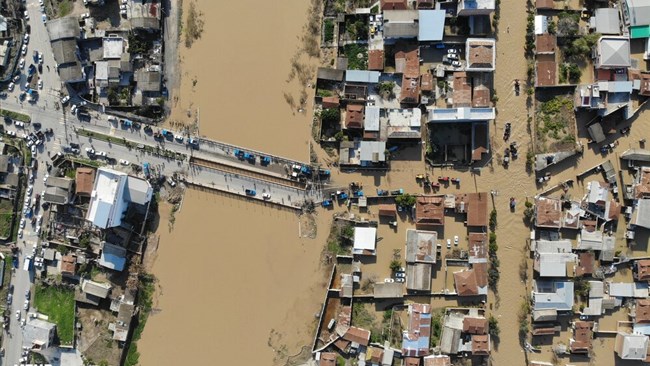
left=368, top=50, right=385, bottom=71
left=319, top=352, right=337, bottom=366
left=378, top=204, right=397, bottom=217
left=536, top=0, right=554, bottom=8
left=637, top=299, right=650, bottom=324
left=536, top=61, right=557, bottom=87
left=343, top=326, right=370, bottom=346
left=345, top=104, right=364, bottom=129
left=536, top=34, right=557, bottom=54
left=420, top=72, right=434, bottom=92
left=454, top=270, right=479, bottom=296
left=570, top=321, right=593, bottom=353
left=322, top=96, right=340, bottom=109
left=472, top=334, right=490, bottom=355
left=381, top=0, right=408, bottom=10
left=453, top=72, right=472, bottom=107
left=61, top=255, right=76, bottom=275
left=636, top=259, right=650, bottom=281
left=416, top=195, right=445, bottom=226
left=463, top=317, right=488, bottom=334
left=576, top=252, right=595, bottom=276
left=76, top=167, right=96, bottom=195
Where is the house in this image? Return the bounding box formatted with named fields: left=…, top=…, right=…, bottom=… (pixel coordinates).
left=576, top=252, right=595, bottom=277
left=322, top=96, right=340, bottom=109
left=403, top=357, right=421, bottom=366
left=353, top=227, right=377, bottom=255
left=368, top=50, right=385, bottom=71
left=423, top=355, right=452, bottom=366
left=418, top=10, right=445, bottom=41
left=130, top=0, right=162, bottom=30
left=383, top=10, right=419, bottom=39
left=60, top=255, right=76, bottom=277
left=81, top=279, right=112, bottom=299
left=111, top=302, right=135, bottom=341
left=374, top=282, right=404, bottom=298
left=420, top=72, right=434, bottom=93
left=634, top=299, right=650, bottom=334
left=75, top=167, right=96, bottom=196
left=532, top=309, right=557, bottom=322
left=342, top=326, right=371, bottom=347
left=584, top=180, right=621, bottom=221
left=457, top=0, right=495, bottom=16
left=465, top=39, right=496, bottom=72
left=346, top=70, right=381, bottom=84
left=455, top=192, right=488, bottom=227
left=595, top=36, right=631, bottom=69
left=536, top=34, right=557, bottom=54
left=43, top=177, right=74, bottom=205
left=468, top=233, right=488, bottom=263
left=381, top=0, right=408, bottom=10
left=99, top=242, right=127, bottom=272
left=384, top=108, right=422, bottom=140
left=135, top=68, right=162, bottom=93
left=345, top=104, right=365, bottom=129
left=635, top=167, right=650, bottom=199
left=570, top=321, right=593, bottom=353
left=402, top=303, right=432, bottom=357
left=608, top=282, right=649, bottom=298
left=406, top=263, right=432, bottom=291
left=532, top=280, right=574, bottom=311
left=535, top=196, right=562, bottom=229
left=319, top=352, right=337, bottom=366
left=22, top=318, right=56, bottom=350
left=462, top=317, right=488, bottom=334
left=426, top=107, right=492, bottom=162
left=378, top=204, right=397, bottom=217
left=472, top=334, right=490, bottom=355
left=454, top=263, right=487, bottom=296
left=340, top=274, right=353, bottom=298
left=415, top=195, right=445, bottom=226
left=406, top=229, right=437, bottom=264
left=46, top=17, right=83, bottom=82
left=635, top=199, right=650, bottom=229
left=635, top=259, right=650, bottom=281
left=593, top=8, right=621, bottom=35
left=400, top=74, right=420, bottom=104
left=615, top=332, right=650, bottom=361
left=86, top=167, right=153, bottom=229
left=534, top=247, right=576, bottom=278
left=317, top=68, right=345, bottom=82
left=338, top=141, right=387, bottom=167
left=623, top=0, right=650, bottom=39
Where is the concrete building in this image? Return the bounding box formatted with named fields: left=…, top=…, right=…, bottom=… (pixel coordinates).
left=406, top=229, right=437, bottom=264
left=594, top=36, right=631, bottom=69
left=86, top=167, right=153, bottom=229
left=615, top=332, right=650, bottom=361
left=457, top=0, right=495, bottom=16
left=465, top=39, right=496, bottom=72
left=353, top=227, right=377, bottom=255
left=22, top=318, right=56, bottom=350
left=99, top=242, right=127, bottom=271
left=406, top=262, right=432, bottom=291
left=532, top=280, right=574, bottom=311
left=383, top=10, right=419, bottom=39
left=415, top=195, right=445, bottom=227
left=402, top=303, right=432, bottom=357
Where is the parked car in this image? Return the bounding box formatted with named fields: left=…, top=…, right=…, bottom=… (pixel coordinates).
left=23, top=300, right=28, bottom=310
left=60, top=95, right=70, bottom=104
left=18, top=58, right=25, bottom=68
left=446, top=239, right=451, bottom=249
left=37, top=78, right=42, bottom=89
left=5, top=131, right=15, bottom=137
left=447, top=48, right=458, bottom=54
left=451, top=60, right=462, bottom=68
left=70, top=104, right=77, bottom=115
left=8, top=82, right=14, bottom=91
left=25, top=290, right=29, bottom=300
left=119, top=159, right=130, bottom=166
left=167, top=178, right=176, bottom=187
left=454, top=235, right=459, bottom=246
left=96, top=151, right=107, bottom=157
left=262, top=193, right=271, bottom=200
left=70, top=143, right=80, bottom=149
left=245, top=189, right=256, bottom=196
left=24, top=33, right=29, bottom=43
left=24, top=11, right=29, bottom=20
left=446, top=53, right=459, bottom=61
left=21, top=44, right=27, bottom=56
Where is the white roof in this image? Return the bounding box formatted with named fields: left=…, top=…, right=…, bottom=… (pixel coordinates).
left=533, top=280, right=574, bottom=311
left=578, top=228, right=604, bottom=250
left=595, top=8, right=620, bottom=34
left=535, top=15, right=548, bottom=35
left=364, top=106, right=380, bottom=132
left=353, top=227, right=377, bottom=254
left=345, top=70, right=381, bottom=83
left=537, top=253, right=576, bottom=277
left=618, top=333, right=649, bottom=360
left=87, top=168, right=152, bottom=229
left=535, top=239, right=572, bottom=253
left=102, top=37, right=124, bottom=59
left=609, top=282, right=649, bottom=298
left=635, top=199, right=650, bottom=229
left=428, top=107, right=495, bottom=122
left=95, top=61, right=109, bottom=81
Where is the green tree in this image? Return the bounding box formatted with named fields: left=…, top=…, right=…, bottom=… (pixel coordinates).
left=324, top=20, right=335, bottom=43
left=557, top=12, right=579, bottom=37
left=395, top=193, right=416, bottom=207
left=389, top=260, right=402, bottom=272
left=321, top=108, right=340, bottom=124
left=488, top=315, right=500, bottom=338
left=377, top=81, right=396, bottom=98
left=341, top=224, right=354, bottom=238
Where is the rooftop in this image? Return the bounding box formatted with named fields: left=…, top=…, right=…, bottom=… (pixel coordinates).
left=406, top=229, right=437, bottom=264
left=462, top=317, right=488, bottom=334
left=345, top=104, right=364, bottom=129
left=453, top=72, right=472, bottom=107
left=636, top=299, right=650, bottom=323
left=536, top=34, right=557, bottom=54
left=402, top=303, right=432, bottom=357
left=465, top=38, right=496, bottom=71
left=353, top=227, right=377, bottom=255
left=368, top=50, right=385, bottom=71
left=596, top=36, right=631, bottom=68
left=535, top=196, right=562, bottom=228
left=454, top=270, right=479, bottom=296
left=570, top=321, right=593, bottom=353
left=418, top=10, right=445, bottom=41
left=533, top=280, right=574, bottom=311
left=415, top=195, right=445, bottom=226
left=103, top=36, right=124, bottom=59
left=46, top=17, right=80, bottom=41
left=99, top=242, right=127, bottom=272
left=406, top=263, right=432, bottom=291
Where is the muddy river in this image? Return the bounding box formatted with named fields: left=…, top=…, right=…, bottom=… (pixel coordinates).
left=139, top=0, right=650, bottom=364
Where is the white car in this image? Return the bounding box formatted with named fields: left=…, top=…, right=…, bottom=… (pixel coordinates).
left=21, top=44, right=27, bottom=56
left=447, top=239, right=451, bottom=249
left=23, top=300, right=28, bottom=310
left=70, top=104, right=77, bottom=115
left=43, top=173, right=48, bottom=182
left=18, top=58, right=25, bottom=68
left=454, top=235, right=459, bottom=246
left=120, top=4, right=127, bottom=9
left=97, top=151, right=107, bottom=157
left=20, top=218, right=25, bottom=228
left=262, top=193, right=271, bottom=200
left=5, top=131, right=15, bottom=137
left=446, top=53, right=459, bottom=61
left=27, top=185, right=32, bottom=195
left=24, top=11, right=29, bottom=20
left=30, top=145, right=36, bottom=157
left=451, top=60, right=462, bottom=68
left=18, top=229, right=23, bottom=238
left=38, top=79, right=43, bottom=89
left=24, top=195, right=29, bottom=204
left=38, top=53, right=43, bottom=65
left=37, top=215, right=42, bottom=225
left=81, top=12, right=90, bottom=19
left=24, top=33, right=29, bottom=43
left=13, top=75, right=20, bottom=83
left=15, top=310, right=20, bottom=320
left=447, top=48, right=458, bottom=54
left=85, top=147, right=94, bottom=154
left=120, top=9, right=127, bottom=16
left=35, top=225, right=40, bottom=234
left=15, top=121, right=24, bottom=128
left=8, top=82, right=14, bottom=91
left=25, top=290, right=30, bottom=299
left=119, top=159, right=130, bottom=166
left=395, top=272, right=406, bottom=278
left=61, top=95, right=70, bottom=104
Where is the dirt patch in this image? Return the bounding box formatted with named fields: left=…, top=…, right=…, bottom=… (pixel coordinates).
left=535, top=95, right=577, bottom=153
left=299, top=213, right=317, bottom=239
left=184, top=1, right=205, bottom=48
left=77, top=305, right=122, bottom=366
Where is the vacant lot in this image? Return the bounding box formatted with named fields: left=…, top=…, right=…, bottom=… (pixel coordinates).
left=535, top=95, right=577, bottom=153
left=0, top=198, right=13, bottom=239
left=34, top=284, right=75, bottom=345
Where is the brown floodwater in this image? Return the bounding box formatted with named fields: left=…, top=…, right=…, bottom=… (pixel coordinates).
left=167, top=0, right=314, bottom=161
left=139, top=191, right=329, bottom=365
left=140, top=0, right=650, bottom=363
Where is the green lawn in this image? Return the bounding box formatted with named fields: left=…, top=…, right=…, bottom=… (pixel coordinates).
left=0, top=109, right=30, bottom=122
left=34, top=285, right=75, bottom=345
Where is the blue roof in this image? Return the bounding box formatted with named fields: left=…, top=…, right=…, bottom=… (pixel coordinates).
left=345, top=70, right=381, bottom=83
left=99, top=243, right=127, bottom=271
left=418, top=10, right=446, bottom=41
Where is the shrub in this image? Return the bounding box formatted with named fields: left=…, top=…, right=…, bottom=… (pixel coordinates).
left=321, top=108, right=340, bottom=124
left=389, top=260, right=402, bottom=272
left=395, top=193, right=416, bottom=207
left=324, top=20, right=335, bottom=43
